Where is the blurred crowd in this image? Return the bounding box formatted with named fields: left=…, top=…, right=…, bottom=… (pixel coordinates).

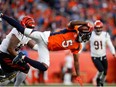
left=0, top=0, right=116, bottom=50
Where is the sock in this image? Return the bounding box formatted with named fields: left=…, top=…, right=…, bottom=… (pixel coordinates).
left=14, top=72, right=26, bottom=87
left=24, top=57, right=47, bottom=71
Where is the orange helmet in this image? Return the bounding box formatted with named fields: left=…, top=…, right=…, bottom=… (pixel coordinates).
left=21, top=16, right=35, bottom=28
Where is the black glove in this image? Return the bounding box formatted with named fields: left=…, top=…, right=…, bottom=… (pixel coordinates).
left=12, top=52, right=26, bottom=64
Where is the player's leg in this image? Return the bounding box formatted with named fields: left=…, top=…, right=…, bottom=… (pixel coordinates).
left=92, top=72, right=99, bottom=86
left=101, top=56, right=108, bottom=86
left=13, top=31, right=50, bottom=71
left=38, top=71, right=44, bottom=83
left=0, top=70, right=11, bottom=86
left=37, top=41, right=50, bottom=83
left=0, top=52, right=29, bottom=86
left=92, top=57, right=104, bottom=86
left=0, top=71, right=17, bottom=86
left=22, top=41, right=50, bottom=71
left=0, top=52, right=16, bottom=86
left=14, top=71, right=26, bottom=87
left=0, top=44, right=29, bottom=87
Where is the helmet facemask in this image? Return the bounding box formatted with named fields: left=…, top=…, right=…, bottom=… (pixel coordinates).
left=78, top=32, right=91, bottom=42
left=76, top=25, right=92, bottom=43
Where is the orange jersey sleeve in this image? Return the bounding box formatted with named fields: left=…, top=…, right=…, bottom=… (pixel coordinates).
left=47, top=29, right=82, bottom=54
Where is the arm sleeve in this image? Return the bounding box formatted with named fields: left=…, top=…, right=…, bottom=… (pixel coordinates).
left=106, top=33, right=116, bottom=54
left=24, top=29, right=42, bottom=40
left=1, top=14, right=41, bottom=40
left=73, top=53, right=80, bottom=76
left=1, top=14, right=25, bottom=34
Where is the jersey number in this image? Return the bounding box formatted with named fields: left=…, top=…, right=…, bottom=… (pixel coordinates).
left=94, top=41, right=102, bottom=50
left=62, top=40, right=73, bottom=47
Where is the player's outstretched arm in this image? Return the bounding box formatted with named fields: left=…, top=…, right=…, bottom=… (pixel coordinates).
left=0, top=13, right=25, bottom=34
left=73, top=53, right=83, bottom=86
left=0, top=13, right=43, bottom=40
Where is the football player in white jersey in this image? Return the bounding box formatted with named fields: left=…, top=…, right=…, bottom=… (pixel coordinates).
left=89, top=20, right=116, bottom=86
left=0, top=16, right=37, bottom=86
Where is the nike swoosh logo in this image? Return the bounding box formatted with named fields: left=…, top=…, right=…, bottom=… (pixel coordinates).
left=0, top=75, right=6, bottom=78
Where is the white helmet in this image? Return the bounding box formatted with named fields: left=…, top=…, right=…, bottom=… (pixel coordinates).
left=94, top=20, right=103, bottom=35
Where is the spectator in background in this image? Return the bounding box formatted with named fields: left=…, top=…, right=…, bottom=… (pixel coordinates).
left=89, top=20, right=116, bottom=86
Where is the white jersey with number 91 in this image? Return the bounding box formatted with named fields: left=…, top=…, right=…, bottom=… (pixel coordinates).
left=90, top=31, right=115, bottom=57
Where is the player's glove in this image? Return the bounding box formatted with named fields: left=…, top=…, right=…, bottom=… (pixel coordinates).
left=12, top=52, right=26, bottom=64
left=76, top=76, right=83, bottom=86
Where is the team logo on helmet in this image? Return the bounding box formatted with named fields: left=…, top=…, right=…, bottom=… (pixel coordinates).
left=94, top=20, right=103, bottom=35
left=94, top=20, right=103, bottom=28
left=21, top=16, right=35, bottom=28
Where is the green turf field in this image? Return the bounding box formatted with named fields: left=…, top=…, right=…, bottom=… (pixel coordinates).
left=6, top=83, right=116, bottom=87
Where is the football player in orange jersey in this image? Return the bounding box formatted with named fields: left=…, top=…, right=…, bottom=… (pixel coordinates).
left=0, top=13, right=93, bottom=86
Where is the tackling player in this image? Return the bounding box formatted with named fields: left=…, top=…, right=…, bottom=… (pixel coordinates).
left=0, top=13, right=93, bottom=86
left=0, top=16, right=37, bottom=86
left=89, top=20, right=116, bottom=86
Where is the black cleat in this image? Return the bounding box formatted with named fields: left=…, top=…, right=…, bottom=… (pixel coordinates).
left=0, top=72, right=17, bottom=82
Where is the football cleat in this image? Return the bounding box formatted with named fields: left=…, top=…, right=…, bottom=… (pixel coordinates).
left=0, top=71, right=17, bottom=82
